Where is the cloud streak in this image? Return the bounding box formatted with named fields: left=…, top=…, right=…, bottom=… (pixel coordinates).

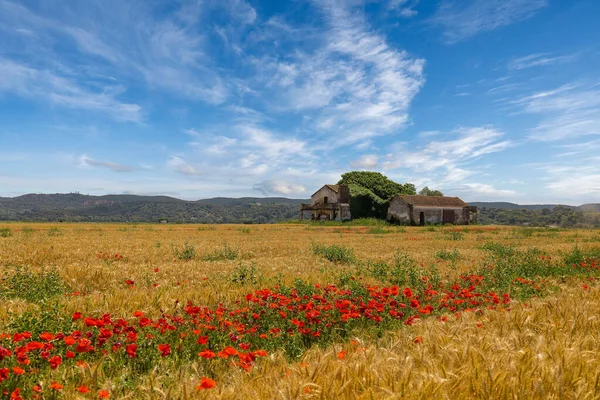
left=432, top=0, right=547, bottom=42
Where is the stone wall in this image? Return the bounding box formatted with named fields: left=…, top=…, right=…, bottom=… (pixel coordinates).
left=311, top=186, right=339, bottom=205
left=387, top=197, right=411, bottom=224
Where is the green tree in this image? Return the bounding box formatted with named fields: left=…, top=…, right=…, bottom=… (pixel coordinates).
left=338, top=171, right=416, bottom=219
left=418, top=186, right=444, bottom=196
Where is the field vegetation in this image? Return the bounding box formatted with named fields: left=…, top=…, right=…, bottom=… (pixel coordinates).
left=0, top=223, right=599, bottom=399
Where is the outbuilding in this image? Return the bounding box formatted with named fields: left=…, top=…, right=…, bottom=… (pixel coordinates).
left=387, top=195, right=477, bottom=225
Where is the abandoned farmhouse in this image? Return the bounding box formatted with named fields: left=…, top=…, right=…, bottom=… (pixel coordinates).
left=301, top=184, right=478, bottom=225
left=300, top=184, right=352, bottom=221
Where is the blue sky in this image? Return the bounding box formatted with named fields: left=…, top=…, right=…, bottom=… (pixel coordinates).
left=1, top=0, right=599, bottom=204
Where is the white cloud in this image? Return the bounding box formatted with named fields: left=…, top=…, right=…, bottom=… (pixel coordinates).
left=0, top=58, right=143, bottom=122
left=253, top=180, right=307, bottom=196
left=252, top=0, right=425, bottom=146
left=540, top=163, right=600, bottom=200
left=508, top=52, right=579, bottom=70
left=387, top=0, right=419, bottom=17
left=168, top=156, right=200, bottom=176
left=512, top=83, right=600, bottom=141
left=350, top=154, right=379, bottom=169
left=431, top=0, right=548, bottom=42
left=383, top=127, right=514, bottom=172
left=455, top=183, right=516, bottom=197
left=79, top=156, right=134, bottom=172
left=0, top=0, right=228, bottom=105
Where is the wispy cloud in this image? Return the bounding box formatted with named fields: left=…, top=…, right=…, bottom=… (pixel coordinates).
left=167, top=156, right=201, bottom=176
left=512, top=83, right=600, bottom=141
left=79, top=156, right=134, bottom=172
left=252, top=180, right=306, bottom=196
left=387, top=0, right=419, bottom=17
left=383, top=126, right=514, bottom=173
left=431, top=0, right=548, bottom=42
left=508, top=52, right=579, bottom=70
left=251, top=0, right=425, bottom=146
left=0, top=58, right=143, bottom=122
left=0, top=0, right=230, bottom=105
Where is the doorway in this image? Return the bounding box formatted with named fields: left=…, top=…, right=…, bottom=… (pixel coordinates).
left=443, top=209, right=455, bottom=224
left=419, top=212, right=425, bottom=226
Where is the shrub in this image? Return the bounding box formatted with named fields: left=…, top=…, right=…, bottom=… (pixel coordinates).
left=0, top=266, right=69, bottom=303
left=312, top=243, right=355, bottom=264
left=445, top=231, right=464, bottom=241
left=435, top=249, right=462, bottom=262
left=173, top=243, right=196, bottom=261
left=230, top=262, right=260, bottom=285
left=47, top=227, right=62, bottom=237
left=202, top=243, right=239, bottom=262
left=0, top=227, right=12, bottom=237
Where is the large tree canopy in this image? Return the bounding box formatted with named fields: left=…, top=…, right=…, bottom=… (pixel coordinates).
left=338, top=171, right=416, bottom=200
left=338, top=172, right=416, bottom=219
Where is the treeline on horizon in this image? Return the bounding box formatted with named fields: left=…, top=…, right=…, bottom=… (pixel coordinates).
left=0, top=171, right=598, bottom=227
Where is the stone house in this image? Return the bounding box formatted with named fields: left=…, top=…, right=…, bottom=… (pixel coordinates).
left=300, top=184, right=351, bottom=221
left=387, top=195, right=478, bottom=225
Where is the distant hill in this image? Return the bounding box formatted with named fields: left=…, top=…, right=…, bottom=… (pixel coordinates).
left=470, top=202, right=600, bottom=213
left=469, top=202, right=572, bottom=211
left=0, top=193, right=598, bottom=226
left=0, top=193, right=309, bottom=223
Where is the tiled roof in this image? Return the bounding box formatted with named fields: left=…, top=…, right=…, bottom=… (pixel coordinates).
left=398, top=195, right=468, bottom=208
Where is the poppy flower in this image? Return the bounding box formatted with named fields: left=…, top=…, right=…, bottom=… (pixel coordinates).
left=197, top=336, right=209, bottom=345
left=198, top=350, right=216, bottom=359
left=32, top=385, right=42, bottom=393
left=77, top=386, right=91, bottom=393
left=403, top=288, right=414, bottom=298
left=10, top=388, right=22, bottom=400
left=126, top=344, right=137, bottom=358
left=337, top=350, right=346, bottom=359
left=197, top=377, right=216, bottom=391
left=48, top=355, right=62, bottom=369
left=72, top=312, right=82, bottom=321
left=49, top=382, right=63, bottom=391
left=98, top=390, right=110, bottom=398
left=39, top=332, right=55, bottom=341
left=158, top=344, right=171, bottom=357
left=12, top=367, right=25, bottom=375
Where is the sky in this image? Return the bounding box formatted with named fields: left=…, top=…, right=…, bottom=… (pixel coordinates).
left=1, top=0, right=599, bottom=204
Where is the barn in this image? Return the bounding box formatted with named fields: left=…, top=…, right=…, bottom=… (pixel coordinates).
left=300, top=184, right=351, bottom=221
left=387, top=195, right=478, bottom=225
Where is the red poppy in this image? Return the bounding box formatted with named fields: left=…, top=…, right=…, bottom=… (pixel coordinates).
left=403, top=288, right=414, bottom=298
left=72, top=312, right=83, bottom=320
left=126, top=344, right=137, bottom=358
left=197, top=377, right=216, bottom=391
left=10, top=388, right=22, bottom=400
left=98, top=390, right=110, bottom=398
left=12, top=367, right=25, bottom=375
left=39, top=332, right=55, bottom=341
left=337, top=350, right=346, bottom=359
left=197, top=336, right=209, bottom=345
left=48, top=355, right=62, bottom=370
left=158, top=344, right=171, bottom=357
left=49, top=382, right=63, bottom=391
left=198, top=349, right=216, bottom=359
left=77, top=386, right=91, bottom=393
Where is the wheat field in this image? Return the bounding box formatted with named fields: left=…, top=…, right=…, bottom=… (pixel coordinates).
left=1, top=223, right=599, bottom=399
